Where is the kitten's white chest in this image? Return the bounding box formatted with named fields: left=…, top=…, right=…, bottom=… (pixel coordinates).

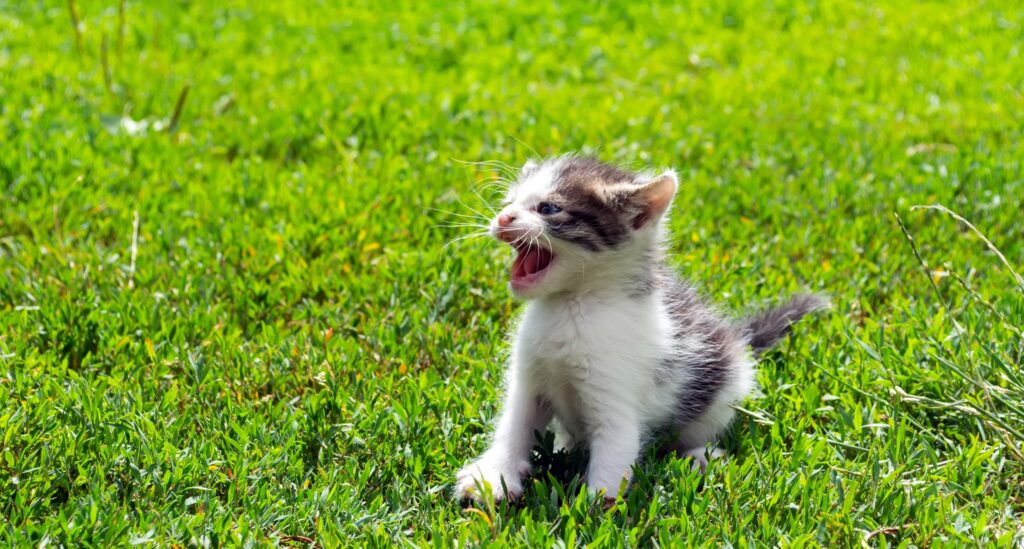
left=517, top=296, right=590, bottom=370
left=512, top=293, right=677, bottom=435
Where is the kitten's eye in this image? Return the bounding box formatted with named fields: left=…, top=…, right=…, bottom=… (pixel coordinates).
left=537, top=202, right=562, bottom=215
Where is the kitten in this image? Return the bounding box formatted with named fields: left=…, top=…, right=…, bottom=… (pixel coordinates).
left=454, top=156, right=826, bottom=503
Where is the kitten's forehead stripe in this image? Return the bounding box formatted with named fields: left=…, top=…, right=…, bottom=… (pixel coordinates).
left=550, top=158, right=635, bottom=248
left=555, top=157, right=635, bottom=190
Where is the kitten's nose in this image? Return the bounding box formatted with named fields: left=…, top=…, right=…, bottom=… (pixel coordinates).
left=497, top=213, right=516, bottom=228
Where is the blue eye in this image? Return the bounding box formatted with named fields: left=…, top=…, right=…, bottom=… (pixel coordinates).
left=538, top=202, right=562, bottom=215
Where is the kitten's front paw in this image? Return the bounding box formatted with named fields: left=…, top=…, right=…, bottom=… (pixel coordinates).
left=454, top=455, right=529, bottom=503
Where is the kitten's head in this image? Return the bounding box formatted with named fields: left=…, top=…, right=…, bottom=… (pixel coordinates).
left=490, top=156, right=678, bottom=298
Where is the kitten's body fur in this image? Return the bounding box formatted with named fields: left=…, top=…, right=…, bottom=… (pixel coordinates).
left=455, top=156, right=824, bottom=502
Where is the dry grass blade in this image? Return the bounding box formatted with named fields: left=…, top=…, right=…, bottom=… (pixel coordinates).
left=949, top=270, right=1022, bottom=338
left=128, top=210, right=139, bottom=289
left=893, top=211, right=963, bottom=331
left=279, top=534, right=318, bottom=547
left=101, top=33, right=113, bottom=95
left=167, top=84, right=191, bottom=133
left=911, top=204, right=1024, bottom=292
left=861, top=524, right=913, bottom=547
left=117, top=0, right=126, bottom=61
left=66, top=0, right=83, bottom=58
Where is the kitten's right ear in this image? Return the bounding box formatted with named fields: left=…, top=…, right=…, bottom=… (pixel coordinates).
left=520, top=159, right=539, bottom=177
left=631, top=171, right=678, bottom=229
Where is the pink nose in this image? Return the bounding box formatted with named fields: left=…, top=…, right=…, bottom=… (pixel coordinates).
left=497, top=213, right=516, bottom=227
left=495, top=213, right=518, bottom=243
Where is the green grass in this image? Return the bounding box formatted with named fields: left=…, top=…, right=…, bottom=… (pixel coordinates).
left=2, top=0, right=1023, bottom=546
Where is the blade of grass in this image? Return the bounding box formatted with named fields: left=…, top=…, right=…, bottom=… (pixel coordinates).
left=167, top=84, right=190, bottom=134
left=66, top=0, right=83, bottom=58
left=117, top=0, right=126, bottom=61
left=911, top=204, right=1024, bottom=292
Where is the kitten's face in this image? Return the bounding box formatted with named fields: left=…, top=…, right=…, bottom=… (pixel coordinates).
left=489, top=157, right=677, bottom=298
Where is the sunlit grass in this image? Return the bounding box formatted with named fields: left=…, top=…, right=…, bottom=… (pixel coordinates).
left=1, top=0, right=1022, bottom=545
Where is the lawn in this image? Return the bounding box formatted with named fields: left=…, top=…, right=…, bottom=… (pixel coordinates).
left=2, top=0, right=1023, bottom=546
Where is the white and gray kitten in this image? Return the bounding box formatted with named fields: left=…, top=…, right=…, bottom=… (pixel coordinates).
left=455, top=156, right=825, bottom=503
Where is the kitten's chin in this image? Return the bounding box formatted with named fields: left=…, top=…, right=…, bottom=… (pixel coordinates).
left=509, top=275, right=552, bottom=297
left=509, top=245, right=555, bottom=296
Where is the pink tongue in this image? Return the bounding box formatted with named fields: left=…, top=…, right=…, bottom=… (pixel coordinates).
left=512, top=248, right=551, bottom=278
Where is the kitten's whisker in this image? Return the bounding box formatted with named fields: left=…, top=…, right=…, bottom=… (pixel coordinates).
left=453, top=158, right=520, bottom=182
left=433, top=223, right=490, bottom=233
left=467, top=187, right=499, bottom=219
left=539, top=232, right=554, bottom=252
left=476, top=179, right=513, bottom=194
left=477, top=173, right=515, bottom=184
left=433, top=221, right=489, bottom=227
left=508, top=134, right=542, bottom=160
left=445, top=229, right=490, bottom=239
left=451, top=195, right=496, bottom=227
left=427, top=207, right=483, bottom=219
left=509, top=233, right=525, bottom=249
left=427, top=207, right=490, bottom=225
left=432, top=223, right=490, bottom=231
left=450, top=165, right=508, bottom=220
left=473, top=175, right=513, bottom=186
left=511, top=232, right=530, bottom=250
left=470, top=174, right=508, bottom=183
left=472, top=159, right=519, bottom=179
left=453, top=159, right=511, bottom=170
left=442, top=229, right=489, bottom=242
left=441, top=231, right=491, bottom=253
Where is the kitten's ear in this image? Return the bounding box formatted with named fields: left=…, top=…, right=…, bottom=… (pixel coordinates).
left=520, top=159, right=539, bottom=177
left=631, top=170, right=678, bottom=229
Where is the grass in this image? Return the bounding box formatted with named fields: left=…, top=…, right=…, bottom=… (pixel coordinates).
left=1, top=0, right=1023, bottom=546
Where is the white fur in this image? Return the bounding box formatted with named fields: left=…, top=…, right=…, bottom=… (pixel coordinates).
left=455, top=160, right=755, bottom=502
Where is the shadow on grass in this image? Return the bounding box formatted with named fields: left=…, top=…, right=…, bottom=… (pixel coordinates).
left=461, top=426, right=742, bottom=543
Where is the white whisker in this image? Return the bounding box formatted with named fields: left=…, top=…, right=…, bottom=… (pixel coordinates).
left=441, top=231, right=491, bottom=253
left=427, top=207, right=487, bottom=220
left=432, top=223, right=491, bottom=231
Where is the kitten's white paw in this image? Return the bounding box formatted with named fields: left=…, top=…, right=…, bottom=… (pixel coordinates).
left=586, top=477, right=631, bottom=500
left=684, top=446, right=725, bottom=472
left=454, top=454, right=530, bottom=502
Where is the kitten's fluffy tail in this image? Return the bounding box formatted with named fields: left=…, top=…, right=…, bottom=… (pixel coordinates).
left=741, top=293, right=829, bottom=356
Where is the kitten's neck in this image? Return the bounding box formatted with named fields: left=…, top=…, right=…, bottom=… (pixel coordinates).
left=558, top=230, right=666, bottom=299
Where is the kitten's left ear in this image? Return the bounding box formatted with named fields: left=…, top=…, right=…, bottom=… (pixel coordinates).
left=520, top=159, right=539, bottom=177
left=631, top=170, right=678, bottom=229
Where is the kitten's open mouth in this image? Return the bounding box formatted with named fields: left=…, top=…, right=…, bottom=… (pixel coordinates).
left=510, top=245, right=554, bottom=289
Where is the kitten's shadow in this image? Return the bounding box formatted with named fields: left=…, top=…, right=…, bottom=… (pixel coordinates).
left=526, top=430, right=590, bottom=486
left=487, top=429, right=733, bottom=544
left=518, top=425, right=744, bottom=505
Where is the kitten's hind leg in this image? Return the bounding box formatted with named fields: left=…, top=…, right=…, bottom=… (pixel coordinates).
left=665, top=404, right=734, bottom=472
left=660, top=437, right=726, bottom=472
left=681, top=445, right=726, bottom=472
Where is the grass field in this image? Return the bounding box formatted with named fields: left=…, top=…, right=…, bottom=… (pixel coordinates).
left=2, top=0, right=1024, bottom=546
